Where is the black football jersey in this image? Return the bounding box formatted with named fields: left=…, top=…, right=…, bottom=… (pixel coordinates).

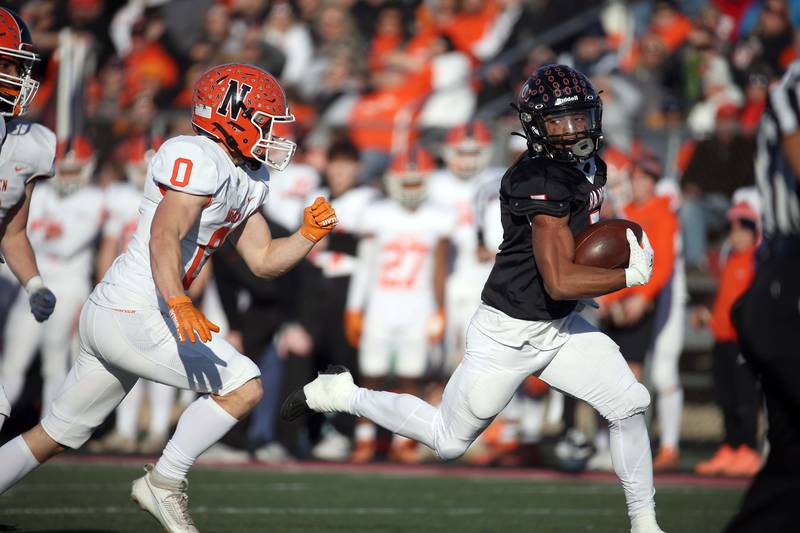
left=481, top=153, right=607, bottom=321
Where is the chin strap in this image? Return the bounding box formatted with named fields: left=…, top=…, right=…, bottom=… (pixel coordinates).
left=210, top=122, right=260, bottom=169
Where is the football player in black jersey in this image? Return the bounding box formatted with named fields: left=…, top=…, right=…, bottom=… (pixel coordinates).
left=283, top=65, right=662, bottom=533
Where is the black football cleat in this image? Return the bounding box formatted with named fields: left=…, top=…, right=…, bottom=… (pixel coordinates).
left=280, top=365, right=353, bottom=422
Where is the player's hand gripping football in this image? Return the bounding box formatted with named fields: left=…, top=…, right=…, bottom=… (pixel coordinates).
left=300, top=197, right=339, bottom=243
left=624, top=228, right=654, bottom=287
left=167, top=294, right=220, bottom=343
left=25, top=276, right=56, bottom=322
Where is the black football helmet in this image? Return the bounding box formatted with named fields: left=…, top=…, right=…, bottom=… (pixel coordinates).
left=516, top=64, right=603, bottom=163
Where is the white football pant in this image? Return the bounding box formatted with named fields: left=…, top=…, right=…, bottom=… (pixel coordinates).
left=41, top=299, right=259, bottom=449
left=349, top=303, right=656, bottom=518
left=0, top=384, right=9, bottom=431
left=444, top=264, right=492, bottom=370
left=1, top=284, right=87, bottom=415
left=114, top=379, right=175, bottom=440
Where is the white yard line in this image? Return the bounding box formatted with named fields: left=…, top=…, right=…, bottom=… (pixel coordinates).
left=6, top=482, right=307, bottom=492
left=0, top=506, right=734, bottom=517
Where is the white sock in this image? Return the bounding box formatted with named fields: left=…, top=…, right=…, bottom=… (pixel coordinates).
left=0, top=436, right=40, bottom=495
left=656, top=388, right=683, bottom=450
left=148, top=381, right=174, bottom=437
left=154, top=395, right=237, bottom=481
left=355, top=422, right=376, bottom=442
left=519, top=396, right=545, bottom=444
left=116, top=380, right=144, bottom=439
left=608, top=413, right=656, bottom=519
left=0, top=414, right=6, bottom=433
left=351, top=388, right=437, bottom=449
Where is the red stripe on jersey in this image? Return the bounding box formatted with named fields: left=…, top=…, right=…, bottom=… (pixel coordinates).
left=182, top=244, right=207, bottom=290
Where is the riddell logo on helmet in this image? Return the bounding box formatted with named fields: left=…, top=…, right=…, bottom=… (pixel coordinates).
left=555, top=95, right=578, bottom=106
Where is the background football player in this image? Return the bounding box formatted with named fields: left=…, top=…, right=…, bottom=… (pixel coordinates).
left=0, top=7, right=57, bottom=433
left=344, top=146, right=454, bottom=464
left=1, top=138, right=104, bottom=418
left=0, top=63, right=337, bottom=533
left=429, top=120, right=504, bottom=369
left=285, top=65, right=665, bottom=533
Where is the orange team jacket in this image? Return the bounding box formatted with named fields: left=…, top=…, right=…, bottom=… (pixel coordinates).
left=601, top=195, right=677, bottom=306
left=709, top=246, right=756, bottom=342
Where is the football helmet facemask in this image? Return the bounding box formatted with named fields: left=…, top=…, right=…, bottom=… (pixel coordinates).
left=385, top=145, right=435, bottom=210
left=53, top=137, right=95, bottom=196
left=192, top=63, right=296, bottom=171
left=443, top=120, right=493, bottom=180
left=0, top=8, right=40, bottom=117
left=516, top=64, right=602, bottom=163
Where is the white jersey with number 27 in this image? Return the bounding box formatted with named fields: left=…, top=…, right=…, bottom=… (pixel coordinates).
left=91, top=135, right=269, bottom=310
left=358, top=199, right=455, bottom=330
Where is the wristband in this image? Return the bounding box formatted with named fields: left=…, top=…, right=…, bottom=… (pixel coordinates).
left=24, top=275, right=45, bottom=295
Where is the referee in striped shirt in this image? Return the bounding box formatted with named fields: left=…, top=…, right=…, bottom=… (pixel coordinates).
left=725, top=60, right=800, bottom=532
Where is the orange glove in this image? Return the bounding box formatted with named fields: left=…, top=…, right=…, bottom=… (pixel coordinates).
left=167, top=294, right=220, bottom=343
left=344, top=309, right=363, bottom=348
left=300, top=197, right=338, bottom=243
left=427, top=308, right=446, bottom=345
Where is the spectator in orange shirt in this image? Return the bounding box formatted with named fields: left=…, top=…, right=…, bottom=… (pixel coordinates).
left=588, top=149, right=680, bottom=473
left=599, top=152, right=678, bottom=382
left=693, top=200, right=762, bottom=478
left=368, top=4, right=406, bottom=73
left=349, top=60, right=432, bottom=182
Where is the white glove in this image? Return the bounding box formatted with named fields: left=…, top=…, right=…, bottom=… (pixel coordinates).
left=624, top=228, right=653, bottom=287
left=25, top=276, right=57, bottom=322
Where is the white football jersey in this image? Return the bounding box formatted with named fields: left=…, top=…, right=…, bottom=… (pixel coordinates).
left=307, top=185, right=378, bottom=278
left=26, top=182, right=106, bottom=289
left=92, top=135, right=270, bottom=310
left=473, top=172, right=504, bottom=253
left=263, top=163, right=320, bottom=231
left=103, top=181, right=143, bottom=253
left=358, top=199, right=456, bottom=329
left=428, top=167, right=504, bottom=271
left=0, top=119, right=56, bottom=225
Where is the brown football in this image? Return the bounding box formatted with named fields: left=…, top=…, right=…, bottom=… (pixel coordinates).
left=574, top=219, right=643, bottom=269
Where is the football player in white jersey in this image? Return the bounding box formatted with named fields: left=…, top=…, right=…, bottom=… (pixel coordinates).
left=92, top=152, right=177, bottom=455
left=0, top=64, right=338, bottom=533
left=1, top=138, right=105, bottom=417
left=0, top=7, right=57, bottom=433
left=344, top=146, right=455, bottom=463
left=428, top=120, right=504, bottom=367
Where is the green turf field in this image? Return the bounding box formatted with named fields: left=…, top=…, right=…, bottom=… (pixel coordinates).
left=0, top=462, right=743, bottom=532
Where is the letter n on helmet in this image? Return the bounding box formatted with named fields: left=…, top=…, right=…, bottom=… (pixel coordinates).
left=191, top=63, right=296, bottom=170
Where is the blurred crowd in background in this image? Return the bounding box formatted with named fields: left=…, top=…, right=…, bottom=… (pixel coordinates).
left=1, top=0, right=797, bottom=477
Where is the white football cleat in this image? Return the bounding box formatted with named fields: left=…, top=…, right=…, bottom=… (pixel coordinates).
left=131, top=464, right=198, bottom=533
left=630, top=511, right=666, bottom=533
left=281, top=365, right=357, bottom=421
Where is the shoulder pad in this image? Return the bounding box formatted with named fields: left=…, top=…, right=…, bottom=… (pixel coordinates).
left=7, top=120, right=56, bottom=182
left=150, top=137, right=222, bottom=196
left=502, top=156, right=576, bottom=218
